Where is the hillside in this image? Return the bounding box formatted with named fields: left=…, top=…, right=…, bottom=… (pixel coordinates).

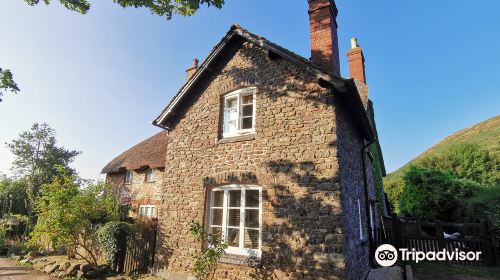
left=384, top=115, right=499, bottom=212
left=388, top=115, right=500, bottom=179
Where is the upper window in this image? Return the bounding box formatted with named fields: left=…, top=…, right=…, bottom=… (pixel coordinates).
left=222, top=88, right=256, bottom=138
left=208, top=185, right=262, bottom=256
left=139, top=204, right=157, bottom=218
left=125, top=171, right=133, bottom=184
left=146, top=169, right=155, bottom=182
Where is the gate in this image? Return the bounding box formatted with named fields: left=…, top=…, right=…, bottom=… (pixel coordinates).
left=117, top=227, right=157, bottom=275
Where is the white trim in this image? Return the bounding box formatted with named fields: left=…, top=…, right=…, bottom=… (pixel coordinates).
left=209, top=184, right=262, bottom=257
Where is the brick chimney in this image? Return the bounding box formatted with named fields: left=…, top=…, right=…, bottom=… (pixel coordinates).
left=308, top=0, right=340, bottom=76
left=185, top=59, right=199, bottom=81
left=347, top=38, right=366, bottom=84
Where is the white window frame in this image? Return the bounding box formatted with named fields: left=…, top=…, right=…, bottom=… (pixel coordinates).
left=124, top=171, right=133, bottom=184
left=208, top=184, right=262, bottom=257
left=222, top=87, right=257, bottom=138
left=357, top=198, right=364, bottom=240
left=139, top=204, right=157, bottom=218
left=146, top=169, right=155, bottom=183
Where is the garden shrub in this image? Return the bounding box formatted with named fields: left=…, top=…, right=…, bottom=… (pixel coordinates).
left=97, top=221, right=131, bottom=269
left=399, top=167, right=479, bottom=222
left=30, top=172, right=120, bottom=264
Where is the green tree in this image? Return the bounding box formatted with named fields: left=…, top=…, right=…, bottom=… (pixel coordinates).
left=0, top=68, right=19, bottom=102
left=0, top=176, right=29, bottom=217
left=399, top=167, right=478, bottom=222
left=419, top=143, right=499, bottom=185
left=6, top=123, right=80, bottom=216
left=30, top=171, right=119, bottom=263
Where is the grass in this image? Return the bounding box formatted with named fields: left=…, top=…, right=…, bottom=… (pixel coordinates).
left=412, top=262, right=500, bottom=280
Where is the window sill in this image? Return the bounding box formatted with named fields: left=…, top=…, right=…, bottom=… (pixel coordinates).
left=219, top=253, right=261, bottom=267
left=217, top=134, right=255, bottom=144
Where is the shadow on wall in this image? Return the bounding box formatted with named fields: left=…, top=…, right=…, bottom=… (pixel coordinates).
left=245, top=160, right=344, bottom=279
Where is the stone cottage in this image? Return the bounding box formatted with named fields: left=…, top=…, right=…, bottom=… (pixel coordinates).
left=102, top=131, right=168, bottom=218
left=151, top=1, right=387, bottom=279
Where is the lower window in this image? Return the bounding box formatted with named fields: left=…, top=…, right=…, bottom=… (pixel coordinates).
left=208, top=185, right=262, bottom=257
left=139, top=204, right=157, bottom=218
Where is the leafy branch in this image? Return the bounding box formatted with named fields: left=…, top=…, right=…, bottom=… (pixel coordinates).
left=0, top=68, right=19, bottom=102
left=23, top=0, right=225, bottom=19
left=189, top=221, right=228, bottom=279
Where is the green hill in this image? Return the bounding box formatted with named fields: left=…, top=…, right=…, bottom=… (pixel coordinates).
left=389, top=115, right=499, bottom=178
left=384, top=115, right=500, bottom=212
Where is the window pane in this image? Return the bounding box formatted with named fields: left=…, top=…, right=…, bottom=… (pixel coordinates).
left=146, top=169, right=155, bottom=182
left=228, top=190, right=241, bottom=207
left=226, top=97, right=237, bottom=108
left=245, top=190, right=259, bottom=207
left=209, top=227, right=222, bottom=245
left=211, top=209, right=223, bottom=226
left=212, top=191, right=224, bottom=207
left=244, top=229, right=259, bottom=249
left=224, top=120, right=237, bottom=134
left=226, top=228, right=240, bottom=247
left=228, top=209, right=240, bottom=227
left=223, top=97, right=238, bottom=134
left=245, top=209, right=259, bottom=228
left=242, top=104, right=253, bottom=117
left=241, top=117, right=253, bottom=129
left=241, top=94, right=253, bottom=105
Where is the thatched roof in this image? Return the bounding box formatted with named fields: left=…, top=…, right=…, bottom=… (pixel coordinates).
left=101, top=131, right=168, bottom=174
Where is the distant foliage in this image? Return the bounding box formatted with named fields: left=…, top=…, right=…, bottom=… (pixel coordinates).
left=459, top=184, right=500, bottom=226
left=97, top=221, right=131, bottom=268
left=0, top=177, right=29, bottom=217
left=384, top=175, right=404, bottom=214
left=399, top=167, right=478, bottom=222
left=384, top=142, right=499, bottom=213
left=419, top=143, right=499, bottom=185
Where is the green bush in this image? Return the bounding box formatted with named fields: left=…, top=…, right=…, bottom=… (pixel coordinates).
left=399, top=167, right=479, bottom=222
left=459, top=184, right=500, bottom=225
left=419, top=143, right=499, bottom=185
left=384, top=174, right=405, bottom=213
left=30, top=171, right=120, bottom=264
left=97, top=221, right=131, bottom=268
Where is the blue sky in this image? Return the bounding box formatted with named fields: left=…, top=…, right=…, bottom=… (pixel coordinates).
left=0, top=0, right=499, bottom=180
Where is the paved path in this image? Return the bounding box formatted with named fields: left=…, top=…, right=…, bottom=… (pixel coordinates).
left=0, top=257, right=57, bottom=280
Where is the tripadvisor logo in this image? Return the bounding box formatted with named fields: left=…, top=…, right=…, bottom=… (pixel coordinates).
left=375, top=244, right=398, bottom=267
left=374, top=244, right=483, bottom=267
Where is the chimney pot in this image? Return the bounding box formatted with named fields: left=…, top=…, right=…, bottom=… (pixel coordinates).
left=351, top=38, right=359, bottom=49
left=186, top=58, right=199, bottom=81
